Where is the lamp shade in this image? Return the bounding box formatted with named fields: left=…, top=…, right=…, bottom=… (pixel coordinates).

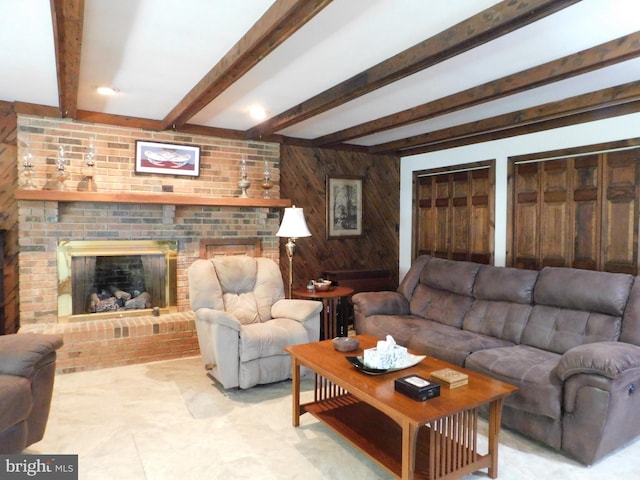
left=276, top=206, right=311, bottom=238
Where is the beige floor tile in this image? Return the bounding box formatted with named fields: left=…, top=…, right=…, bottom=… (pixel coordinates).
left=26, top=356, right=640, bottom=480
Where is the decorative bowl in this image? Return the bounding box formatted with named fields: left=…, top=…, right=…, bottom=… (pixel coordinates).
left=313, top=279, right=333, bottom=291
left=332, top=336, right=360, bottom=352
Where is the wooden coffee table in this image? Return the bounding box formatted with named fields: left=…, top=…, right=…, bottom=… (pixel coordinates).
left=284, top=335, right=517, bottom=480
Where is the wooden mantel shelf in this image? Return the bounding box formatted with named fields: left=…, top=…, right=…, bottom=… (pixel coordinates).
left=14, top=189, right=292, bottom=208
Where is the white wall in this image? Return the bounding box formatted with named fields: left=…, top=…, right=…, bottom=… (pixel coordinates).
left=399, top=112, right=640, bottom=281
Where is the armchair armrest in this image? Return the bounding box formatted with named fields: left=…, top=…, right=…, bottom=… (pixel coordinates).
left=193, top=308, right=242, bottom=331
left=271, top=299, right=322, bottom=323
left=0, top=333, right=63, bottom=378
left=555, top=341, right=640, bottom=381
left=352, top=291, right=410, bottom=317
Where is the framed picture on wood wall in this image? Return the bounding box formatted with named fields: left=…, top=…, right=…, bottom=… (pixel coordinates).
left=135, top=140, right=200, bottom=177
left=326, top=175, right=363, bottom=239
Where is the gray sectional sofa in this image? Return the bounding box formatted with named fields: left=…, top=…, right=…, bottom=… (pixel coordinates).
left=351, top=255, right=640, bottom=465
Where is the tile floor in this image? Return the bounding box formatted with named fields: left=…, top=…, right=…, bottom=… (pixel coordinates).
left=27, top=356, right=640, bottom=479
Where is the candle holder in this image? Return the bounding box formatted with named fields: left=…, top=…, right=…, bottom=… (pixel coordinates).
left=238, top=157, right=251, bottom=198
left=21, top=144, right=38, bottom=190
left=261, top=160, right=273, bottom=198
left=77, top=137, right=98, bottom=192
left=54, top=145, right=69, bottom=191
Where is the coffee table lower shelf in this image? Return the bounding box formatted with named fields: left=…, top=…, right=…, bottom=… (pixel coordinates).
left=302, top=393, right=491, bottom=480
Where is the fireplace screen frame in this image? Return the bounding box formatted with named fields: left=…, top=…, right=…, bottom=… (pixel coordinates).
left=57, top=240, right=178, bottom=322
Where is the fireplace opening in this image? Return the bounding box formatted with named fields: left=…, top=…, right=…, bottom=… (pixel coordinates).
left=58, top=240, right=177, bottom=322
left=76, top=254, right=166, bottom=314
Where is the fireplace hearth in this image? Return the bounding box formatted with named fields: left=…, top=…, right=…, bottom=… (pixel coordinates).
left=57, top=240, right=177, bottom=322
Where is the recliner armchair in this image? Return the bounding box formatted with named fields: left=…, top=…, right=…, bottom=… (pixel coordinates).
left=188, top=256, right=322, bottom=389
left=0, top=333, right=63, bottom=453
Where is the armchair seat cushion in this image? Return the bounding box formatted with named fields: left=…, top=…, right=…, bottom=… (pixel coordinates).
left=239, top=318, right=309, bottom=363
left=0, top=377, right=32, bottom=433
left=466, top=345, right=563, bottom=420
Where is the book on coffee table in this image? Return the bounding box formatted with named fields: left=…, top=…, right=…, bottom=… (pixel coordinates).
left=430, top=368, right=469, bottom=388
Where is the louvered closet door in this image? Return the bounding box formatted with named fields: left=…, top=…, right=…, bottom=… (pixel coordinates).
left=511, top=147, right=640, bottom=274
left=414, top=162, right=494, bottom=264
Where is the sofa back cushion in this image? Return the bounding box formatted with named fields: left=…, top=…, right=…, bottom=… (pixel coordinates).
left=463, top=265, right=538, bottom=343
left=521, top=267, right=633, bottom=354
left=397, top=255, right=431, bottom=300
left=408, top=257, right=480, bottom=328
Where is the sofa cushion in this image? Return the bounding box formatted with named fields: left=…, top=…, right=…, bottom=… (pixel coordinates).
left=420, top=257, right=481, bottom=297
left=463, top=265, right=538, bottom=343
left=397, top=255, right=431, bottom=301
left=409, top=284, right=473, bottom=328
left=239, top=318, right=308, bottom=363
left=473, top=265, right=538, bottom=304
left=519, top=267, right=632, bottom=354
left=357, top=314, right=514, bottom=366
left=534, top=267, right=633, bottom=316
left=465, top=345, right=563, bottom=420
left=463, top=300, right=532, bottom=344
left=0, top=376, right=32, bottom=433
left=521, top=305, right=622, bottom=355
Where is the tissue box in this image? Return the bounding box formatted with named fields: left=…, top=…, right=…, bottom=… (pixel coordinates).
left=395, top=375, right=440, bottom=401
left=363, top=345, right=408, bottom=369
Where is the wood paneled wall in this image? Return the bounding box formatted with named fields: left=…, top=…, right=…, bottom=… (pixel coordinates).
left=0, top=102, right=18, bottom=334
left=280, top=145, right=400, bottom=292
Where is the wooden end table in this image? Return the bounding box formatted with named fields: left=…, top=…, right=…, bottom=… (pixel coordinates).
left=284, top=335, right=517, bottom=480
left=293, top=286, right=354, bottom=339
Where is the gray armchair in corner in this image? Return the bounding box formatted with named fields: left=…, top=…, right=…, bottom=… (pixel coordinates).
left=0, top=333, right=63, bottom=454
left=188, top=255, right=322, bottom=389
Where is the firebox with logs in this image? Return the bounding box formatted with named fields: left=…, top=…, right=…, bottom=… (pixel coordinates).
left=87, top=286, right=153, bottom=313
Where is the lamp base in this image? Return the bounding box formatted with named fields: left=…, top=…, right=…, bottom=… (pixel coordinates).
left=285, top=237, right=296, bottom=299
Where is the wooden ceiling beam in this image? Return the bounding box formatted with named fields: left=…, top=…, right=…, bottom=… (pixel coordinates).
left=371, top=81, right=640, bottom=155
left=398, top=101, right=640, bottom=156
left=246, top=0, right=580, bottom=139
left=161, top=0, right=333, bottom=131
left=50, top=0, right=84, bottom=118
left=315, top=32, right=640, bottom=147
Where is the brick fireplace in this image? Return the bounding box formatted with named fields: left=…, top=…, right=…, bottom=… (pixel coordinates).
left=15, top=115, right=284, bottom=373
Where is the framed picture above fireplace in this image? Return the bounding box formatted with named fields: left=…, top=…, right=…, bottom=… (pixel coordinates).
left=135, top=140, right=200, bottom=177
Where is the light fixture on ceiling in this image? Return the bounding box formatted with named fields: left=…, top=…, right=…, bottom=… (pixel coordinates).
left=248, top=105, right=267, bottom=121
left=96, top=86, right=119, bottom=96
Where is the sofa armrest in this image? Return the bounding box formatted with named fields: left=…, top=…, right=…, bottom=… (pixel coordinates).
left=555, top=341, right=640, bottom=381
left=0, top=333, right=63, bottom=378
left=352, top=291, right=410, bottom=317
left=194, top=308, right=242, bottom=331
left=272, top=299, right=323, bottom=323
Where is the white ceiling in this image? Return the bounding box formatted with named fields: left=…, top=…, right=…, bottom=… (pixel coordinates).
left=1, top=0, right=639, bottom=155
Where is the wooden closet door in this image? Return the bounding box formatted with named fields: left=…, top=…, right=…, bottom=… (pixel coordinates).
left=511, top=146, right=640, bottom=274
left=572, top=155, right=600, bottom=270
left=601, top=150, right=639, bottom=274
left=414, top=163, right=494, bottom=264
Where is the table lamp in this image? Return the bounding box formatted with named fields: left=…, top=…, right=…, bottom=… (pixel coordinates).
left=276, top=205, right=311, bottom=298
